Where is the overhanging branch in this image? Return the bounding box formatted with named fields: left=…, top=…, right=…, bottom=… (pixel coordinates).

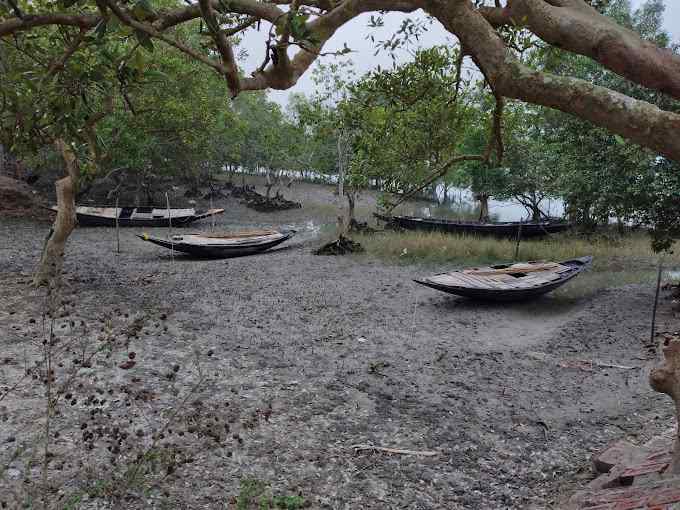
left=198, top=0, right=241, bottom=96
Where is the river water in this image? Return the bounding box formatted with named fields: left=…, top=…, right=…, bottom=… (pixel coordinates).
left=230, top=167, right=566, bottom=222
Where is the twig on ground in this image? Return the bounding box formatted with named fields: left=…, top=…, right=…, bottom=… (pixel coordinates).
left=350, top=444, right=439, bottom=457
left=528, top=351, right=640, bottom=371
left=558, top=359, right=640, bottom=371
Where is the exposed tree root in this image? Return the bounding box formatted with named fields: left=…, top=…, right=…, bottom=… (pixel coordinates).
left=347, top=219, right=377, bottom=234
left=232, top=185, right=302, bottom=212
left=314, top=236, right=364, bottom=256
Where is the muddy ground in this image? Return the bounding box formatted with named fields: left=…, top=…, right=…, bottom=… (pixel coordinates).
left=0, top=179, right=676, bottom=509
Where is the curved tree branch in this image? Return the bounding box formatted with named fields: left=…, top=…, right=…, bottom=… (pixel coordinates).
left=198, top=0, right=241, bottom=96
left=241, top=0, right=420, bottom=91
left=478, top=0, right=680, bottom=100
left=431, top=1, right=680, bottom=161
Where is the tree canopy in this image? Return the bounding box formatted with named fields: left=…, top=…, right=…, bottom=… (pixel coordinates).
left=3, top=0, right=680, bottom=160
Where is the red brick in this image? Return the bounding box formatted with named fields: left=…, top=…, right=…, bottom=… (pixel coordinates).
left=593, top=441, right=638, bottom=474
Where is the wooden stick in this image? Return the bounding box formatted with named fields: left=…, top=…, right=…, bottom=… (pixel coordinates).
left=350, top=444, right=439, bottom=457
left=592, top=360, right=639, bottom=370
left=115, top=195, right=120, bottom=254
left=514, top=220, right=523, bottom=261
left=210, top=193, right=215, bottom=232
left=651, top=256, right=664, bottom=350
left=166, top=192, right=173, bottom=262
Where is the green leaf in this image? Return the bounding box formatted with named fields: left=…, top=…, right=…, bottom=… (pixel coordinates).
left=131, top=50, right=146, bottom=72
left=143, top=69, right=169, bottom=81
left=614, top=134, right=625, bottom=145
left=134, top=29, right=155, bottom=52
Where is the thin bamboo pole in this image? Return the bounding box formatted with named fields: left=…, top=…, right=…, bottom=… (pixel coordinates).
left=514, top=220, right=523, bottom=261
left=166, top=192, right=173, bottom=263
left=651, top=257, right=664, bottom=351
left=115, top=196, right=120, bottom=254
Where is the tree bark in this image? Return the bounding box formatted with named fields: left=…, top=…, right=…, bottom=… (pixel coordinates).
left=347, top=190, right=356, bottom=226
left=34, top=139, right=78, bottom=287
left=426, top=1, right=680, bottom=162
left=650, top=339, right=680, bottom=475
left=476, top=193, right=490, bottom=223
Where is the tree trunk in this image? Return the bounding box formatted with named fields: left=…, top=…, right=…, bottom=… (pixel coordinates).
left=650, top=339, right=680, bottom=475
left=265, top=170, right=273, bottom=201
left=34, top=139, right=78, bottom=287
left=347, top=191, right=356, bottom=224
left=477, top=194, right=490, bottom=223
left=337, top=135, right=345, bottom=201
left=617, top=217, right=625, bottom=235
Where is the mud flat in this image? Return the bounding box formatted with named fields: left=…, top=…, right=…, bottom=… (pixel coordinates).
left=0, top=185, right=673, bottom=509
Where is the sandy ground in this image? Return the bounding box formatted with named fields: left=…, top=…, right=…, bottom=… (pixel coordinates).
left=0, top=179, right=675, bottom=509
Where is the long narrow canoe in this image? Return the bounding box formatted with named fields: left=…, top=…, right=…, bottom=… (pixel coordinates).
left=137, top=230, right=296, bottom=258
left=375, top=213, right=571, bottom=238
left=415, top=256, right=592, bottom=301
left=49, top=205, right=224, bottom=227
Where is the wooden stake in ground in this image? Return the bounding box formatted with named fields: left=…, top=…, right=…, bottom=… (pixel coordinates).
left=650, top=339, right=680, bottom=475
left=651, top=257, right=664, bottom=348
left=166, top=192, right=174, bottom=262
left=115, top=195, right=120, bottom=254
left=210, top=194, right=215, bottom=232
left=514, top=220, right=523, bottom=261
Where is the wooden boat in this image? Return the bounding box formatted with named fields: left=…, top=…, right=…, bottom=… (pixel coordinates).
left=414, top=256, right=592, bottom=301
left=49, top=205, right=225, bottom=227
left=137, top=229, right=296, bottom=258
left=374, top=213, right=571, bottom=238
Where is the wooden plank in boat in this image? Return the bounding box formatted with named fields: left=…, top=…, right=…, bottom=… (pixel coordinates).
left=464, top=262, right=562, bottom=276
left=76, top=206, right=118, bottom=218
left=456, top=273, right=513, bottom=290
left=454, top=273, right=501, bottom=288
left=430, top=274, right=485, bottom=288
left=197, top=230, right=278, bottom=239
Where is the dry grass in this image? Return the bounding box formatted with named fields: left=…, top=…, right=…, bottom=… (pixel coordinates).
left=356, top=230, right=678, bottom=272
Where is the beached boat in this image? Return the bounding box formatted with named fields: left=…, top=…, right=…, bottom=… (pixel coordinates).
left=137, top=230, right=296, bottom=258
left=414, top=256, right=592, bottom=301
left=374, top=213, right=571, bottom=238
left=49, top=205, right=225, bottom=227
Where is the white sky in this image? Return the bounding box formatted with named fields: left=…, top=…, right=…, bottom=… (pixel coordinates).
left=237, top=1, right=680, bottom=106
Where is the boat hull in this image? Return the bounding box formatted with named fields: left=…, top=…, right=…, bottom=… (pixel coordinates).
left=375, top=214, right=571, bottom=238
left=138, top=231, right=296, bottom=258
left=414, top=256, right=592, bottom=301
left=77, top=213, right=194, bottom=227
left=49, top=206, right=224, bottom=227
